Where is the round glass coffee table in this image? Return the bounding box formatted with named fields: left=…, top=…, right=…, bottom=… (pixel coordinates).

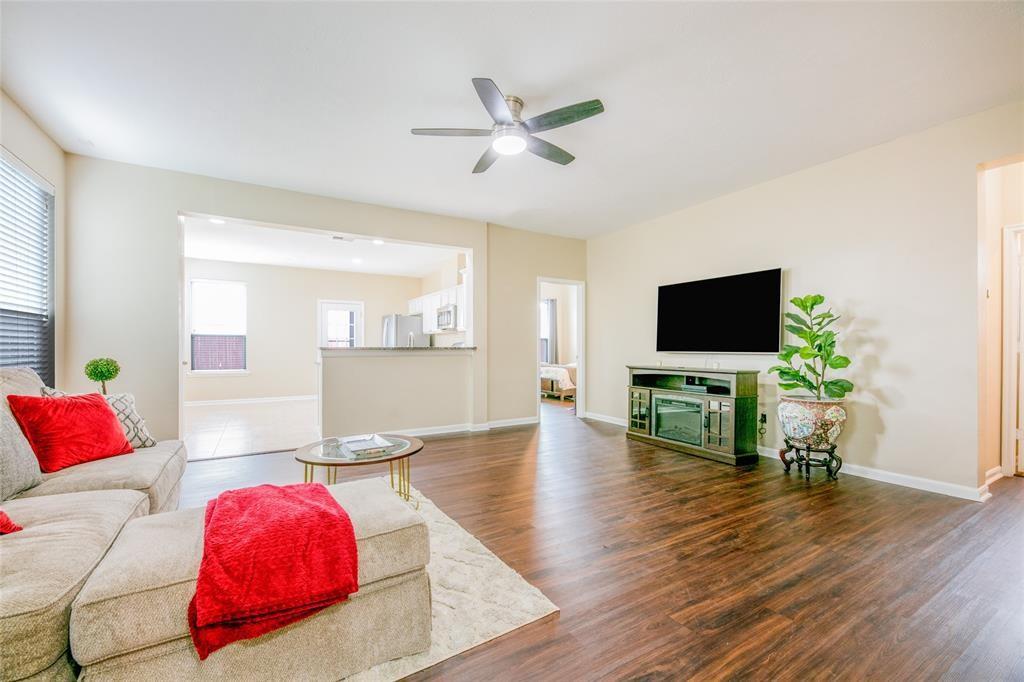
left=294, top=434, right=424, bottom=503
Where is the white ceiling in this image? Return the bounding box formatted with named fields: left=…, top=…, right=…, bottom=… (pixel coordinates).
left=183, top=217, right=461, bottom=278
left=3, top=2, right=1022, bottom=238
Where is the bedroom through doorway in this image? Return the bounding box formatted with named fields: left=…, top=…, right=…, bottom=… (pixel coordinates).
left=537, top=277, right=585, bottom=422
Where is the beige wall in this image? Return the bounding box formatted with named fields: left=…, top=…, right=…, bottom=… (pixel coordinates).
left=587, top=102, right=1023, bottom=494
left=540, top=281, right=579, bottom=364
left=419, top=253, right=461, bottom=294
left=64, top=155, right=490, bottom=439
left=1, top=91, right=66, bottom=382
left=183, top=258, right=421, bottom=402
left=978, top=159, right=1024, bottom=481
left=487, top=224, right=587, bottom=422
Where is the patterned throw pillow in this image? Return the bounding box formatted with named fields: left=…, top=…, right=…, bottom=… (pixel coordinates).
left=41, top=388, right=158, bottom=448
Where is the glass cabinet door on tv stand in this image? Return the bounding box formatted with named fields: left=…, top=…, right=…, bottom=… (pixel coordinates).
left=628, top=388, right=650, bottom=434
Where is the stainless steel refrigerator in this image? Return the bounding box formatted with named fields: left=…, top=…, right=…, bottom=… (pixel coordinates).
left=381, top=314, right=429, bottom=347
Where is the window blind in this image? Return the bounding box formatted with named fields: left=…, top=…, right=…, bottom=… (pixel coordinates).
left=0, top=154, right=55, bottom=386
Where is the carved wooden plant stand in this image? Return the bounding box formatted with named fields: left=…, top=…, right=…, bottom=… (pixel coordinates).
left=779, top=438, right=842, bottom=480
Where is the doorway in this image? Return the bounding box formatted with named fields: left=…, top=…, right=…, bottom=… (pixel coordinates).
left=1003, top=224, right=1024, bottom=476
left=318, top=300, right=365, bottom=349
left=537, top=277, right=585, bottom=421
left=177, top=212, right=472, bottom=460
left=979, top=156, right=1024, bottom=484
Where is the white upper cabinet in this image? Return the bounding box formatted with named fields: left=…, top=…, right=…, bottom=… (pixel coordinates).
left=408, top=284, right=467, bottom=333
left=456, top=283, right=466, bottom=331
left=423, top=292, right=441, bottom=333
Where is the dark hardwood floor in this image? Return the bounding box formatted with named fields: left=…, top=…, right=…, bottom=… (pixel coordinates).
left=180, top=399, right=1024, bottom=680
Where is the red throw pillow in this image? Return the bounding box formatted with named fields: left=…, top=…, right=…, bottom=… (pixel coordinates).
left=7, top=393, right=133, bottom=473
left=0, top=511, right=22, bottom=534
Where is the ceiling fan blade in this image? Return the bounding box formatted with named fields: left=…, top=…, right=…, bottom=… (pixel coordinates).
left=523, top=99, right=605, bottom=134
left=471, top=78, right=514, bottom=125
left=411, top=128, right=492, bottom=136
left=527, top=136, right=575, bottom=165
left=472, top=146, right=499, bottom=174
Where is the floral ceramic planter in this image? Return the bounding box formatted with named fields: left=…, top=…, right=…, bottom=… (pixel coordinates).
left=777, top=395, right=847, bottom=449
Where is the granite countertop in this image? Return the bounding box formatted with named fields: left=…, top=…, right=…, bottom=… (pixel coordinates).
left=319, top=346, right=477, bottom=351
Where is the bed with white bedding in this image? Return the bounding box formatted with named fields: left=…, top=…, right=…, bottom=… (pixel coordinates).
left=540, top=362, right=577, bottom=400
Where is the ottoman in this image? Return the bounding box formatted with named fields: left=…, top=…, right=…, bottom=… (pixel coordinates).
left=69, top=478, right=431, bottom=680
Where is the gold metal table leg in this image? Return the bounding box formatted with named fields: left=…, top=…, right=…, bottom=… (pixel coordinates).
left=392, top=457, right=417, bottom=508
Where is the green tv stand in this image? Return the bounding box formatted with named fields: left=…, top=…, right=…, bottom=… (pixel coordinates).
left=626, top=365, right=760, bottom=466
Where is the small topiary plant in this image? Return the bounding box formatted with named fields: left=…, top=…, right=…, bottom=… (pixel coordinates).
left=84, top=357, right=120, bottom=395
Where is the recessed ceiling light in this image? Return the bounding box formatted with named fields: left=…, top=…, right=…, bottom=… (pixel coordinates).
left=352, top=258, right=363, bottom=265
left=372, top=239, right=385, bottom=246
left=209, top=218, right=226, bottom=225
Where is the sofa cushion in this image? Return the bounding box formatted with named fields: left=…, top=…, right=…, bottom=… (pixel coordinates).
left=42, top=389, right=158, bottom=449
left=15, top=440, right=187, bottom=513
left=7, top=393, right=135, bottom=473
left=71, top=477, right=429, bottom=665
left=0, top=367, right=44, bottom=500
left=0, top=489, right=149, bottom=680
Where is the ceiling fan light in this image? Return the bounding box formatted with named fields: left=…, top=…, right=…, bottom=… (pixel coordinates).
left=491, top=128, right=527, bottom=156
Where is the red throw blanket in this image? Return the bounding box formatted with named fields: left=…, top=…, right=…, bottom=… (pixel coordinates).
left=188, top=483, right=358, bottom=660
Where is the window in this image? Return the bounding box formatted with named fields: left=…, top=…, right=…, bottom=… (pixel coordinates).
left=0, top=153, right=55, bottom=385
left=538, top=298, right=557, bottom=364
left=318, top=301, right=363, bottom=348
left=190, top=280, right=246, bottom=371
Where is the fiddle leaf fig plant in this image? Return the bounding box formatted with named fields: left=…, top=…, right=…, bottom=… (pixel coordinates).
left=768, top=294, right=854, bottom=400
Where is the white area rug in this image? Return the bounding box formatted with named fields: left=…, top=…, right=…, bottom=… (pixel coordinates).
left=346, top=483, right=558, bottom=681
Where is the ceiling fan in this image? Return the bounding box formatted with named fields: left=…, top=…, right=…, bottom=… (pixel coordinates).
left=411, top=78, right=605, bottom=173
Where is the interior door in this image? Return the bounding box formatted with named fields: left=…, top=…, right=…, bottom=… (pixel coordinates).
left=318, top=301, right=364, bottom=348
left=1018, top=232, right=1024, bottom=475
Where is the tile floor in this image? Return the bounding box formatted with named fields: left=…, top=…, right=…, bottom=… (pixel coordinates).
left=182, top=398, right=320, bottom=461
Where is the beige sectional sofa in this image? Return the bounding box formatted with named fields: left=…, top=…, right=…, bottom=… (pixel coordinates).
left=0, top=368, right=187, bottom=681
left=1, top=368, right=431, bottom=681
left=70, top=477, right=432, bottom=680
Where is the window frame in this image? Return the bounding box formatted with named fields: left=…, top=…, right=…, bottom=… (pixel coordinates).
left=0, top=147, right=56, bottom=386
left=317, top=299, right=365, bottom=349
left=188, top=278, right=249, bottom=375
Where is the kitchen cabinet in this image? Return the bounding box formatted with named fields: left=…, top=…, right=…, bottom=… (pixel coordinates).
left=423, top=292, right=442, bottom=333
left=407, top=284, right=468, bottom=334
left=456, top=283, right=466, bottom=331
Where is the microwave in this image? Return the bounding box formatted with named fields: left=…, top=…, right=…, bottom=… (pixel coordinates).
left=436, top=304, right=457, bottom=331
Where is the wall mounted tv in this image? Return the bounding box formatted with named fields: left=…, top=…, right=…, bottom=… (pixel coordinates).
left=656, top=268, right=782, bottom=353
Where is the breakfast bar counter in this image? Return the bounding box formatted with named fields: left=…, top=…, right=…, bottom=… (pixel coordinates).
left=317, top=347, right=476, bottom=437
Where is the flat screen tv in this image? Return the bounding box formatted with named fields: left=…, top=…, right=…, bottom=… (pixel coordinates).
left=657, top=268, right=782, bottom=353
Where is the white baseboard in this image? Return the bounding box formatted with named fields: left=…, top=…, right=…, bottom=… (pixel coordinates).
left=398, top=416, right=539, bottom=437
left=488, top=416, right=540, bottom=429
left=400, top=423, right=474, bottom=437
left=583, top=411, right=628, bottom=427
left=184, top=394, right=317, bottom=407
left=757, top=446, right=990, bottom=502
left=984, top=465, right=1005, bottom=488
